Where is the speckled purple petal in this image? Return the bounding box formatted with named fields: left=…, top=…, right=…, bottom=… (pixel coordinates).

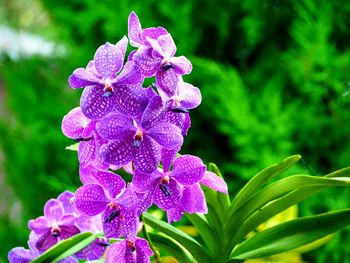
left=142, top=27, right=168, bottom=43
left=61, top=107, right=89, bottom=139
left=96, top=112, right=134, bottom=140
left=135, top=191, right=153, bottom=216
left=78, top=140, right=95, bottom=168
left=93, top=171, right=126, bottom=199
left=112, top=85, right=150, bottom=118
left=200, top=171, right=228, bottom=194
left=28, top=216, right=50, bottom=234
left=35, top=230, right=58, bottom=252
left=182, top=184, right=207, bottom=214
left=157, top=34, right=176, bottom=58
left=141, top=95, right=166, bottom=130
left=147, top=122, right=183, bottom=149
left=117, top=184, right=138, bottom=210
left=60, top=214, right=76, bottom=227
left=167, top=208, right=184, bottom=223
left=178, top=82, right=202, bottom=109
left=171, top=56, right=192, bottom=75
left=135, top=238, right=153, bottom=262
left=99, top=133, right=134, bottom=166
left=44, top=199, right=64, bottom=221
left=80, top=85, right=116, bottom=120
left=121, top=209, right=138, bottom=239
left=68, top=68, right=100, bottom=89
left=128, top=11, right=143, bottom=47
left=94, top=42, right=123, bottom=79
left=8, top=247, right=36, bottom=263
left=127, top=50, right=137, bottom=61
left=161, top=146, right=180, bottom=173
left=171, top=155, right=206, bottom=185
left=60, top=225, right=80, bottom=240
left=133, top=169, right=160, bottom=192
left=102, top=207, right=122, bottom=238
left=79, top=165, right=98, bottom=184
left=75, top=238, right=107, bottom=261
left=74, top=184, right=109, bottom=216
left=134, top=136, right=161, bottom=173
left=58, top=191, right=75, bottom=214
left=116, top=36, right=128, bottom=59
left=164, top=111, right=191, bottom=136
left=116, top=61, right=143, bottom=85
left=153, top=179, right=181, bottom=210
left=156, top=68, right=179, bottom=97
left=105, top=241, right=126, bottom=263
left=146, top=37, right=165, bottom=58
left=133, top=48, right=161, bottom=77
left=81, top=120, right=96, bottom=139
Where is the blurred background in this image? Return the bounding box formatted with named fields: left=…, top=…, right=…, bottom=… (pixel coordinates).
left=1, top=0, right=350, bottom=262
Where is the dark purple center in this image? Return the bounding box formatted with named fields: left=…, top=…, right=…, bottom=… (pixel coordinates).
left=105, top=209, right=121, bottom=223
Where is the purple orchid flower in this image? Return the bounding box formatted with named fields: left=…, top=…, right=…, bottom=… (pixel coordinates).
left=28, top=199, right=80, bottom=252
left=62, top=107, right=109, bottom=171
left=106, top=238, right=153, bottom=263
left=68, top=38, right=143, bottom=120
left=132, top=154, right=207, bottom=213
left=8, top=247, right=38, bottom=263
left=74, top=171, right=138, bottom=239
left=96, top=95, right=183, bottom=173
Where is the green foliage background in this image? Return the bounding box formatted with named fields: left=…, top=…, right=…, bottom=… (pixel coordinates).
left=1, top=0, right=350, bottom=262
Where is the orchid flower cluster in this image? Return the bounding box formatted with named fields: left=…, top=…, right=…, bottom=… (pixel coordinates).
left=8, top=11, right=227, bottom=263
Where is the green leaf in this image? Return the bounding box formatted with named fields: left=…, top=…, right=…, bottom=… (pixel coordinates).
left=230, top=209, right=350, bottom=259
left=31, top=232, right=96, bottom=263
left=65, top=142, right=79, bottom=151
left=142, top=212, right=213, bottom=262
left=186, top=213, right=221, bottom=258
left=228, top=155, right=301, bottom=219
left=223, top=175, right=350, bottom=257
left=148, top=233, right=196, bottom=263
left=207, top=162, right=230, bottom=210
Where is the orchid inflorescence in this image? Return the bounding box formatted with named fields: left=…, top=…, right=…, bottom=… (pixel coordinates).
left=8, top=11, right=227, bottom=263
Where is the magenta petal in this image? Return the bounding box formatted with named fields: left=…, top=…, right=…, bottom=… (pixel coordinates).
left=80, top=85, right=116, bottom=120
left=28, top=216, right=50, bottom=234
left=146, top=37, right=165, bottom=58
left=78, top=140, right=96, bottom=168
left=102, top=208, right=122, bottom=238
left=182, top=184, right=207, bottom=214
left=171, top=155, right=206, bottom=185
left=161, top=146, right=180, bottom=173
left=135, top=191, right=153, bottom=215
left=79, top=165, right=98, bottom=184
left=75, top=238, right=106, bottom=260
left=44, top=199, right=64, bottom=221
left=105, top=241, right=126, bottom=263
left=116, top=61, right=143, bottom=85
left=74, top=184, right=109, bottom=216
left=58, top=191, right=75, bottom=214
left=8, top=247, right=36, bottom=263
left=141, top=96, right=166, bottom=130
left=134, top=136, right=161, bottom=173
left=135, top=238, right=153, bottom=262
left=200, top=171, right=228, bottom=194
left=68, top=68, right=100, bottom=89
left=178, top=82, right=202, bottom=109
left=128, top=11, right=143, bottom=47
left=121, top=210, right=138, bottom=239
left=99, top=133, right=134, bottom=166
left=157, top=34, right=176, bottom=58
left=171, top=56, right=192, bottom=75
left=153, top=179, right=182, bottom=210
left=96, top=112, right=134, bottom=140
left=156, top=68, right=179, bottom=97
left=116, top=36, right=128, bottom=59
left=112, top=85, right=150, bottom=118
left=93, top=42, right=123, bottom=79
left=167, top=208, right=184, bottom=223
left=93, top=171, right=126, bottom=199
left=133, top=170, right=159, bottom=193
left=60, top=214, right=76, bottom=226
left=133, top=48, right=161, bottom=77
left=36, top=230, right=58, bottom=251
left=142, top=27, right=168, bottom=43
left=60, top=225, right=80, bottom=240
left=117, top=184, right=138, bottom=210
left=164, top=111, right=191, bottom=136
left=147, top=122, right=183, bottom=149
left=61, top=107, right=89, bottom=139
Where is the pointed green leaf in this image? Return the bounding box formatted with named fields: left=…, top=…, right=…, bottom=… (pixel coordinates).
left=31, top=232, right=96, bottom=263
left=142, top=212, right=213, bottom=262
left=230, top=209, right=350, bottom=259
left=148, top=233, right=196, bottom=263
left=228, top=155, right=301, bottom=219
left=65, top=143, right=79, bottom=151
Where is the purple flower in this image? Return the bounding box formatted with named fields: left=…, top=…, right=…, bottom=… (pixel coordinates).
left=74, top=172, right=139, bottom=239
left=132, top=154, right=206, bottom=213
left=68, top=39, right=143, bottom=120
left=8, top=247, right=38, bottom=263
left=105, top=238, right=153, bottom=263
left=96, top=96, right=183, bottom=173
left=28, top=199, right=80, bottom=252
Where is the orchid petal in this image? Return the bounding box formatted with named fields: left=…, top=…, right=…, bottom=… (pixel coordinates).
left=147, top=122, right=183, bottom=149
left=74, top=184, right=109, bottom=216
left=116, top=36, right=128, bottom=59
left=93, top=171, right=126, bottom=199
left=134, top=136, right=161, bottom=173
left=182, top=184, right=208, bottom=214
left=153, top=179, right=181, bottom=210
left=171, top=56, right=192, bottom=75
left=44, top=199, right=64, bottom=221
left=94, top=42, right=123, bottom=79
left=128, top=11, right=143, bottom=47
left=200, top=171, right=228, bottom=194
left=61, top=107, right=89, bottom=139
left=96, top=112, right=134, bottom=140
left=116, top=61, right=143, bottom=85
left=141, top=95, right=166, bottom=130
left=68, top=68, right=100, bottom=89
left=171, top=155, right=206, bottom=185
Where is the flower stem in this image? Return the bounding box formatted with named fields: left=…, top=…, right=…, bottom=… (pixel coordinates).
left=141, top=214, right=162, bottom=263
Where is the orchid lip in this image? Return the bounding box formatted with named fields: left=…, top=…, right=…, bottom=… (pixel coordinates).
left=159, top=183, right=171, bottom=197
left=105, top=209, right=121, bottom=223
